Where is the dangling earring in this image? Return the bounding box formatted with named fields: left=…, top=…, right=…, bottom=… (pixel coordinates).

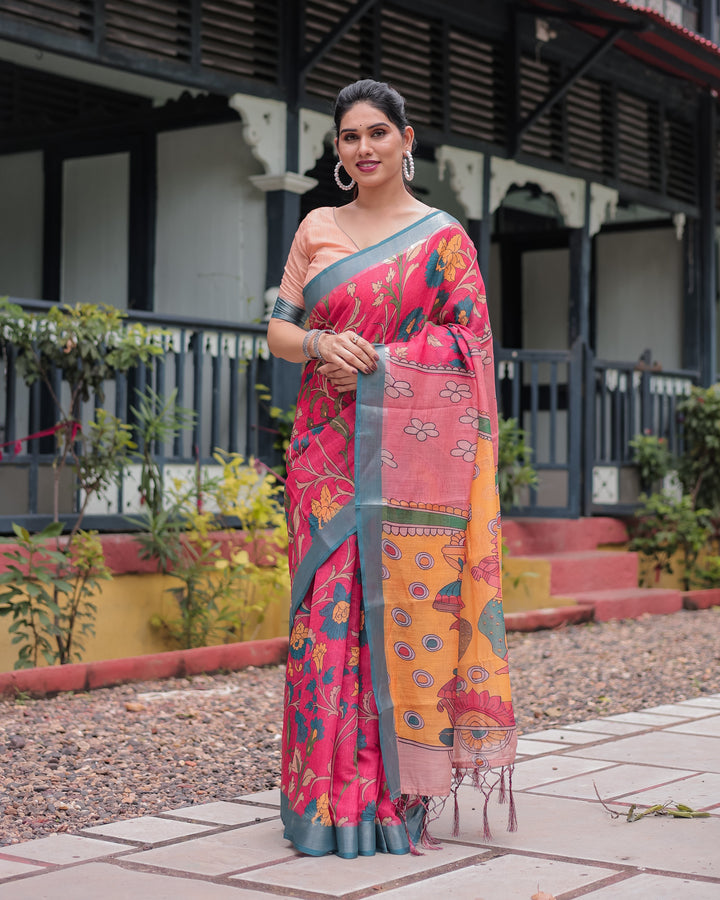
left=334, top=161, right=355, bottom=191
left=402, top=150, right=415, bottom=182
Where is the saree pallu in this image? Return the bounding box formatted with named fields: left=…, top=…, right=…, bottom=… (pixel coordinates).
left=281, top=210, right=517, bottom=859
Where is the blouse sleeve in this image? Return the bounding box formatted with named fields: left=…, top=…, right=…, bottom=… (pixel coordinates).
left=273, top=220, right=310, bottom=325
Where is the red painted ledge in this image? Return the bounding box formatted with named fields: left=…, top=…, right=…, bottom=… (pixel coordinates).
left=0, top=636, right=289, bottom=698
left=682, top=588, right=720, bottom=610
left=505, top=604, right=594, bottom=632
left=0, top=530, right=281, bottom=577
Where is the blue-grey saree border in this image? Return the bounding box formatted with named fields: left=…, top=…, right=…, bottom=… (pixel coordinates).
left=355, top=347, right=403, bottom=798
left=303, top=210, right=457, bottom=316
left=289, top=502, right=356, bottom=623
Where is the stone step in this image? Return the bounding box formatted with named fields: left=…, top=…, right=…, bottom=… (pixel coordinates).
left=503, top=517, right=628, bottom=555
left=567, top=587, right=683, bottom=622
left=520, top=550, right=639, bottom=595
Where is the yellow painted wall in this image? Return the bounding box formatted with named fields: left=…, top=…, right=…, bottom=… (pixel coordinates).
left=1, top=552, right=583, bottom=671
left=502, top=557, right=576, bottom=613
left=0, top=571, right=290, bottom=671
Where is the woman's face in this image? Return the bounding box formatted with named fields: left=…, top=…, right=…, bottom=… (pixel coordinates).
left=335, top=101, right=413, bottom=191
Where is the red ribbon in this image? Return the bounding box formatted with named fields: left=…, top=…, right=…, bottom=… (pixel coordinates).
left=0, top=421, right=81, bottom=461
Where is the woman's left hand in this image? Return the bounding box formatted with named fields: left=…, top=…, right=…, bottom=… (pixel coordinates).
left=319, top=362, right=360, bottom=392
left=316, top=330, right=378, bottom=393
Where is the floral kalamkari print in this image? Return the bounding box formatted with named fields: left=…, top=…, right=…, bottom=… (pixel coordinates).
left=281, top=211, right=516, bottom=858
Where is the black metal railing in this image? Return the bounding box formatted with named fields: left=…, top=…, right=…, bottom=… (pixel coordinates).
left=587, top=351, right=698, bottom=513
left=1, top=298, right=273, bottom=532
left=495, top=341, right=584, bottom=518
left=0, top=299, right=702, bottom=529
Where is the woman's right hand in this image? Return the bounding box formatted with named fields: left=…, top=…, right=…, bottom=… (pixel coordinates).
left=317, top=330, right=379, bottom=392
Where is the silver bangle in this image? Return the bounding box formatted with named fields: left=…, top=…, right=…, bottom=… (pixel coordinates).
left=315, top=329, right=337, bottom=363
left=312, top=330, right=323, bottom=361
left=302, top=329, right=318, bottom=360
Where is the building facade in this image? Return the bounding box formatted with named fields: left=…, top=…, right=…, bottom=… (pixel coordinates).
left=1, top=0, right=719, bottom=520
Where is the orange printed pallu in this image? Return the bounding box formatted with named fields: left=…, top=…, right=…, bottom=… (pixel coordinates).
left=280, top=210, right=516, bottom=859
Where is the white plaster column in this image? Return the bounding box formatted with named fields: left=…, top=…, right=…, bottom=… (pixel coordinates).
left=435, top=146, right=485, bottom=220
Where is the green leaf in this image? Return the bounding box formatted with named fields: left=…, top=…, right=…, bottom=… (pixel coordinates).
left=39, top=521, right=65, bottom=539
left=11, top=524, right=31, bottom=542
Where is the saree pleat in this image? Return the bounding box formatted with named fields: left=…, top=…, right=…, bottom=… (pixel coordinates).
left=280, top=210, right=516, bottom=857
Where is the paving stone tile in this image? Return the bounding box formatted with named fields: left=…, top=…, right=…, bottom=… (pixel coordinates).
left=620, top=772, right=720, bottom=811
left=562, top=719, right=648, bottom=736
left=680, top=696, right=720, bottom=708
left=122, top=818, right=297, bottom=876
left=379, top=853, right=617, bottom=899
left=167, top=801, right=280, bottom=826
left=603, top=712, right=687, bottom=726
left=525, top=763, right=697, bottom=801
left=0, top=858, right=48, bottom=880
left=643, top=703, right=720, bottom=719
left=82, top=816, right=216, bottom=844
left=568, top=732, right=720, bottom=773
left=580, top=872, right=720, bottom=899
left=667, top=715, right=720, bottom=737
left=516, top=738, right=568, bottom=756
left=2, top=834, right=129, bottom=865
left=521, top=728, right=609, bottom=744
left=234, top=788, right=281, bottom=806
left=233, top=839, right=487, bottom=896
left=432, top=790, right=720, bottom=878
left=0, top=862, right=277, bottom=899
left=511, top=754, right=611, bottom=790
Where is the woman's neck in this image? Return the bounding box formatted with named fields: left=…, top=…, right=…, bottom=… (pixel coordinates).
left=353, top=181, right=423, bottom=215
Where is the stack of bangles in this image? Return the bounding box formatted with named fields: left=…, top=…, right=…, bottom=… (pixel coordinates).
left=302, top=328, right=337, bottom=363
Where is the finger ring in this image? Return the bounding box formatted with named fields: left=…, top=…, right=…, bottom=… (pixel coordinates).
left=351, top=334, right=359, bottom=344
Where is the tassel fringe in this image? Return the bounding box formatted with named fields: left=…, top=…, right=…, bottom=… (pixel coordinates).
left=507, top=766, right=518, bottom=832
left=452, top=783, right=460, bottom=838
left=450, top=763, right=517, bottom=842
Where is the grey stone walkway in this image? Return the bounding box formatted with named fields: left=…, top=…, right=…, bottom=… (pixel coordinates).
left=1, top=694, right=719, bottom=899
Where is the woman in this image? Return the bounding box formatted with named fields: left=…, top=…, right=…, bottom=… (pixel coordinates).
left=267, top=79, right=516, bottom=859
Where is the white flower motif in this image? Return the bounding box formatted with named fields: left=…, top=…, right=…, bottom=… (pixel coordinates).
left=404, top=418, right=439, bottom=442
left=381, top=449, right=398, bottom=468
left=440, top=380, right=472, bottom=403
left=385, top=268, right=396, bottom=284
left=385, top=373, right=414, bottom=399
left=451, top=439, right=477, bottom=462
left=459, top=406, right=480, bottom=429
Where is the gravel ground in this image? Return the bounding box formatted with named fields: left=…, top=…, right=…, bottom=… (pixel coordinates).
left=1, top=608, right=719, bottom=847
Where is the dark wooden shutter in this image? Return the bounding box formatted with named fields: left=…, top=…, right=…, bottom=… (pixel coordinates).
left=201, top=0, right=278, bottom=80
left=616, top=90, right=661, bottom=192
left=105, top=0, right=192, bottom=62
left=664, top=114, right=697, bottom=204
left=519, top=53, right=563, bottom=163
left=566, top=76, right=614, bottom=179
left=0, top=0, right=93, bottom=38
left=304, top=0, right=373, bottom=103
left=448, top=30, right=506, bottom=146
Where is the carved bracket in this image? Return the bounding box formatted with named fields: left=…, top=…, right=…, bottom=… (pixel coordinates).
left=490, top=158, right=585, bottom=229
left=228, top=93, right=287, bottom=175
left=589, top=184, right=619, bottom=237
left=300, top=109, right=334, bottom=176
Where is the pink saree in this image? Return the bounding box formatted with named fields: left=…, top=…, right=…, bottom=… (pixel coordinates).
left=281, top=210, right=516, bottom=858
